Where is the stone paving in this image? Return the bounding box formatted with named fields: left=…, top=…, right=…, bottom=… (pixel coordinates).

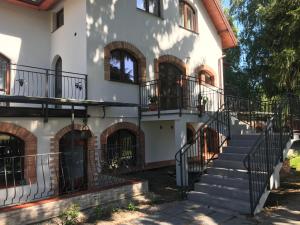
left=95, top=199, right=300, bottom=225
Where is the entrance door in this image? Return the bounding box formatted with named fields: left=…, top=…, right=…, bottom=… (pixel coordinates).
left=159, top=63, right=182, bottom=110
left=59, top=130, right=87, bottom=194
left=55, top=57, right=62, bottom=98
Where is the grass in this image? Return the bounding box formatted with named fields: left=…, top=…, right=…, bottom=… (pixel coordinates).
left=290, top=156, right=300, bottom=171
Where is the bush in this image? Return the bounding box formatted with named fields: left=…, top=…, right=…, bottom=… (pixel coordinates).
left=59, top=204, right=80, bottom=225
left=127, top=202, right=137, bottom=211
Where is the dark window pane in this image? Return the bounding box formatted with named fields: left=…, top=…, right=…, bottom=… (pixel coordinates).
left=110, top=50, right=138, bottom=84
left=110, top=50, right=122, bottom=81
left=0, top=62, right=6, bottom=90
left=186, top=7, right=194, bottom=30
left=56, top=9, right=64, bottom=29
left=149, top=0, right=159, bottom=16
left=136, top=0, right=146, bottom=10
left=179, top=3, right=185, bottom=27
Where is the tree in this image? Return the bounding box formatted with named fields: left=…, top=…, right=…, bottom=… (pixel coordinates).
left=228, top=0, right=300, bottom=97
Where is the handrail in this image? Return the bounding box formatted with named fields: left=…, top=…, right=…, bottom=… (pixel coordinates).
left=242, top=96, right=292, bottom=215
left=175, top=103, right=231, bottom=189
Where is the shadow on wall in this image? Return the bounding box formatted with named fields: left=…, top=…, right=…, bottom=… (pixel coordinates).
left=86, top=0, right=199, bottom=101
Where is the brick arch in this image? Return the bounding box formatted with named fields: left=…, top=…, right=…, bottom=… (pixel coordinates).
left=100, top=122, right=145, bottom=168
left=104, top=41, right=147, bottom=83
left=154, top=55, right=188, bottom=79
left=50, top=124, right=97, bottom=190
left=0, top=122, right=37, bottom=182
left=194, top=65, right=217, bottom=86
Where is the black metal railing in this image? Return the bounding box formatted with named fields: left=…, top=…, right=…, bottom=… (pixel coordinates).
left=0, top=63, right=87, bottom=100
left=140, top=76, right=222, bottom=116
left=225, top=95, right=277, bottom=131
left=243, top=97, right=292, bottom=215
left=0, top=147, right=139, bottom=208
left=175, top=104, right=231, bottom=190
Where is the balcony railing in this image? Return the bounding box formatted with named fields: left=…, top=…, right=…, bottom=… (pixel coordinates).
left=0, top=63, right=87, bottom=101
left=140, top=76, right=223, bottom=116
left=0, top=148, right=138, bottom=208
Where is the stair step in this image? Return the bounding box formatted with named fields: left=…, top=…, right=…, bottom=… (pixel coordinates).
left=223, top=146, right=252, bottom=154
left=219, top=152, right=247, bottom=161
left=194, top=183, right=250, bottom=201
left=228, top=140, right=257, bottom=147
left=213, top=160, right=246, bottom=170
left=200, top=174, right=249, bottom=189
left=230, top=134, right=260, bottom=140
left=207, top=167, right=249, bottom=179
left=188, top=191, right=250, bottom=214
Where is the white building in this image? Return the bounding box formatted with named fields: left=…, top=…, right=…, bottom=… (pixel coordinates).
left=0, top=0, right=237, bottom=222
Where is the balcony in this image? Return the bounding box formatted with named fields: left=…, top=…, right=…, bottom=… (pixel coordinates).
left=140, top=76, right=222, bottom=118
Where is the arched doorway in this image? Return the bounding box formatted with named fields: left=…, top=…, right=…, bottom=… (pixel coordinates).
left=59, top=130, right=89, bottom=194
left=0, top=133, right=25, bottom=186
left=159, top=62, right=183, bottom=110
left=54, top=57, right=62, bottom=98
left=106, top=129, right=137, bottom=170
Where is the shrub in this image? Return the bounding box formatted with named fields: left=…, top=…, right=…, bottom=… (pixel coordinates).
left=127, top=202, right=137, bottom=211
left=59, top=204, right=80, bottom=225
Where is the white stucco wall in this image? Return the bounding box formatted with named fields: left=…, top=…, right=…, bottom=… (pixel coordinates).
left=86, top=0, right=223, bottom=104
left=0, top=1, right=50, bottom=67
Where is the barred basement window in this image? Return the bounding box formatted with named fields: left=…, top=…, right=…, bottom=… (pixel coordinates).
left=0, top=133, right=25, bottom=187
left=137, top=0, right=161, bottom=17
left=106, top=129, right=137, bottom=169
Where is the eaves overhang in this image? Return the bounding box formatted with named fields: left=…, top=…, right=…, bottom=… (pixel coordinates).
left=4, top=0, right=59, bottom=10
left=201, top=0, right=238, bottom=49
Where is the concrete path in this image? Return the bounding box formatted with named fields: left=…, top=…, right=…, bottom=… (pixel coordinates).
left=96, top=200, right=300, bottom=225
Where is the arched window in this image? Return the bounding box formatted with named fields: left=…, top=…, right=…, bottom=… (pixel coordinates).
left=0, top=53, right=10, bottom=94
left=179, top=1, right=198, bottom=32
left=106, top=129, right=137, bottom=169
left=202, top=72, right=214, bottom=86
left=110, top=50, right=138, bottom=84
left=0, top=133, right=25, bottom=186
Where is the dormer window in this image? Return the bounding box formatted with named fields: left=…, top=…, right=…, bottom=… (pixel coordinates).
left=179, top=1, right=198, bottom=32
left=137, top=0, right=161, bottom=17
left=110, top=50, right=138, bottom=84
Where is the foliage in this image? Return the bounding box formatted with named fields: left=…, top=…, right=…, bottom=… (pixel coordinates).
left=94, top=205, right=103, bottom=219
left=290, top=156, right=300, bottom=171
left=228, top=0, right=300, bottom=97
left=59, top=204, right=80, bottom=225
left=127, top=202, right=137, bottom=211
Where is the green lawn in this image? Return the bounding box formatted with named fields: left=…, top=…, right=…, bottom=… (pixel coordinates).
left=290, top=156, right=300, bottom=171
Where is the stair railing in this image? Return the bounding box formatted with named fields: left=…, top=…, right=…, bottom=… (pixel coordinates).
left=243, top=97, right=292, bottom=215
left=175, top=104, right=231, bottom=192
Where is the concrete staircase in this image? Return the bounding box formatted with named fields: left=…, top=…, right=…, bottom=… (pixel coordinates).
left=188, top=134, right=260, bottom=214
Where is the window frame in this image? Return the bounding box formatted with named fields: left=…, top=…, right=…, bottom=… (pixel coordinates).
left=136, top=0, right=161, bottom=17
left=0, top=53, right=10, bottom=94
left=53, top=8, right=64, bottom=31
left=109, top=49, right=139, bottom=84
left=179, top=1, right=198, bottom=33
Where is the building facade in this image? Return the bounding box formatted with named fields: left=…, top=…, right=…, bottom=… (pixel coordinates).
left=0, top=0, right=237, bottom=211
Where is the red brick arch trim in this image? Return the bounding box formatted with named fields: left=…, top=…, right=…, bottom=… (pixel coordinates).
left=104, top=41, right=147, bottom=83
left=0, top=122, right=37, bottom=183
left=194, top=65, right=217, bottom=85
left=100, top=122, right=145, bottom=168
left=50, top=124, right=97, bottom=191
left=154, top=55, right=188, bottom=79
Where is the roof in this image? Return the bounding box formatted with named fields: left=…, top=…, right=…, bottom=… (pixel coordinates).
left=4, top=0, right=58, bottom=10
left=201, top=0, right=238, bottom=49
left=4, top=0, right=237, bottom=49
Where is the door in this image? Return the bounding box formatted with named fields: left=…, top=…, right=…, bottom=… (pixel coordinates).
left=59, top=130, right=87, bottom=194
left=159, top=63, right=182, bottom=110
left=55, top=57, right=62, bottom=98
left=0, top=54, right=10, bottom=94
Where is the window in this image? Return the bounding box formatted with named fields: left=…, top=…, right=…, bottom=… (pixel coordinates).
left=107, top=129, right=137, bottom=169
left=0, top=133, right=25, bottom=186
left=0, top=54, right=10, bottom=93
left=53, top=8, right=64, bottom=31
left=137, top=0, right=161, bottom=17
left=202, top=72, right=214, bottom=86
left=110, top=50, right=138, bottom=84
left=179, top=1, right=197, bottom=32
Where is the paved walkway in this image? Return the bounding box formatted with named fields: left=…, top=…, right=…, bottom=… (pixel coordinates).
left=96, top=199, right=300, bottom=225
